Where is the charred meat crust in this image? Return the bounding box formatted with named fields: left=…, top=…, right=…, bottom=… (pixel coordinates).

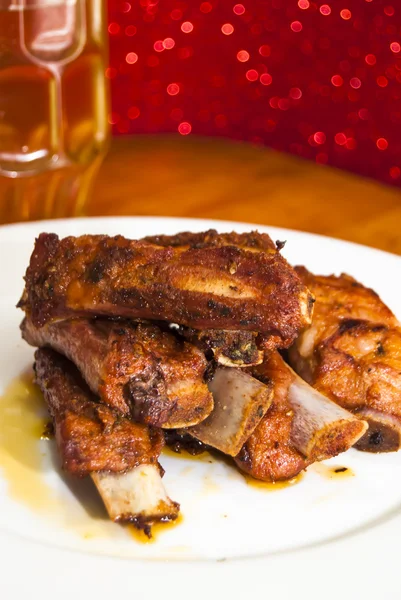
left=34, top=348, right=164, bottom=476
left=177, top=326, right=262, bottom=366
left=23, top=317, right=213, bottom=429
left=164, top=430, right=209, bottom=455
left=19, top=232, right=313, bottom=347
left=143, top=229, right=278, bottom=251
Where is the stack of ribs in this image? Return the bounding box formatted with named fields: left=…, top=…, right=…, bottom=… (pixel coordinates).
left=20, top=229, right=400, bottom=534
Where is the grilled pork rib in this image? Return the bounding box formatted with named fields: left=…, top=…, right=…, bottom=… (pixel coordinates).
left=34, top=348, right=179, bottom=528
left=34, top=348, right=164, bottom=475
left=144, top=229, right=313, bottom=361
left=289, top=267, right=401, bottom=452
left=23, top=317, right=213, bottom=429
left=18, top=231, right=313, bottom=348
left=235, top=352, right=367, bottom=481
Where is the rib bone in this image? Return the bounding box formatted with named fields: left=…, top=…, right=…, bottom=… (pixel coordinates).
left=288, top=368, right=368, bottom=461
left=189, top=367, right=274, bottom=456
left=248, top=352, right=368, bottom=463
left=92, top=464, right=179, bottom=529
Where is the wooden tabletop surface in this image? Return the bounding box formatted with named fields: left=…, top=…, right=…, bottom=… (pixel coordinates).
left=89, top=135, right=401, bottom=255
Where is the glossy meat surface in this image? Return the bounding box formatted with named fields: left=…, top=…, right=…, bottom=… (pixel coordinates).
left=235, top=352, right=310, bottom=482
left=18, top=231, right=313, bottom=346
left=23, top=317, right=212, bottom=428
left=34, top=348, right=164, bottom=476
left=290, top=267, right=401, bottom=451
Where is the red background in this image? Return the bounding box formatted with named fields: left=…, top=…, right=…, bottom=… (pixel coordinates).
left=107, top=0, right=401, bottom=187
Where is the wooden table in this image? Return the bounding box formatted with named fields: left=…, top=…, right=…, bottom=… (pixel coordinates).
left=89, top=135, right=401, bottom=255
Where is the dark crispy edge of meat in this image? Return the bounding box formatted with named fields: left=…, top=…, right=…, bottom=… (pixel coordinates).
left=177, top=326, right=262, bottom=366
left=34, top=348, right=164, bottom=476
left=143, top=229, right=277, bottom=251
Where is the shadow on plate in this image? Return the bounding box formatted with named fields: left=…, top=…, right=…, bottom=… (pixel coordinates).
left=47, top=441, right=109, bottom=521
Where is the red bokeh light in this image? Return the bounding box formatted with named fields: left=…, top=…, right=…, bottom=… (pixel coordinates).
left=125, top=52, right=138, bottom=64
left=125, top=25, right=137, bottom=36
left=350, top=77, right=361, bottom=89
left=167, top=83, right=180, bottom=95
left=320, top=5, right=331, bottom=15
left=163, top=38, right=175, bottom=49
left=259, top=45, right=271, bottom=57
left=289, top=87, right=302, bottom=99
left=376, top=137, right=389, bottom=150
left=260, top=73, right=272, bottom=85
left=200, top=2, right=212, bottom=13
left=153, top=40, right=164, bottom=52
left=181, top=21, right=194, bottom=33
left=108, top=22, right=120, bottom=35
left=314, top=131, right=326, bottom=144
left=170, top=8, right=182, bottom=19
left=389, top=166, right=401, bottom=179
left=377, top=76, right=388, bottom=87
left=365, top=54, right=376, bottom=65
left=298, top=0, right=310, bottom=9
left=246, top=69, right=259, bottom=81
left=237, top=50, right=250, bottom=62
left=221, top=23, right=234, bottom=35
left=290, top=21, right=303, bottom=32
left=233, top=4, right=246, bottom=15
left=335, top=132, right=347, bottom=145
left=178, top=121, right=192, bottom=135
left=340, top=9, right=351, bottom=20
left=331, top=74, right=344, bottom=86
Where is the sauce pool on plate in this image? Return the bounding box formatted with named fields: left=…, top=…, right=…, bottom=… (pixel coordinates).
left=0, top=371, right=57, bottom=512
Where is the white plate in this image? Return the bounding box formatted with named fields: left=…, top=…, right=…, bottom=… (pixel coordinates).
left=1, top=216, right=401, bottom=600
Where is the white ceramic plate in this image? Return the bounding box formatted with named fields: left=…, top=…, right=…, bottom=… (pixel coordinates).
left=1, top=216, right=401, bottom=600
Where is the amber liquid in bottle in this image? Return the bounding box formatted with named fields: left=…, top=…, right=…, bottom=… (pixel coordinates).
left=0, top=0, right=109, bottom=224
